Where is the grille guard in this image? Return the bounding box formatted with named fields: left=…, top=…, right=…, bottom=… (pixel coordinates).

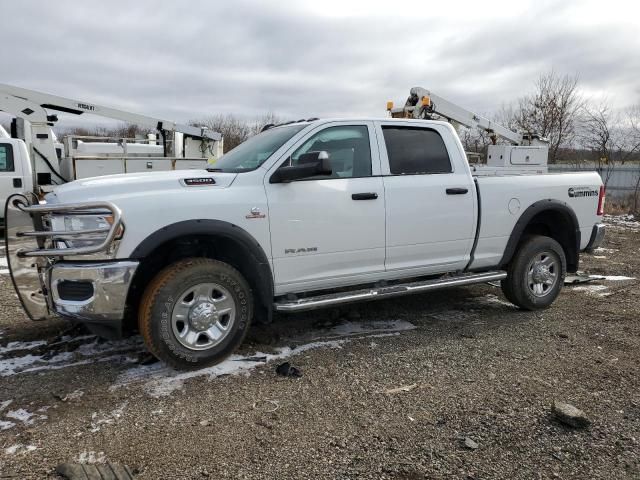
left=4, top=193, right=123, bottom=321
left=8, top=195, right=122, bottom=257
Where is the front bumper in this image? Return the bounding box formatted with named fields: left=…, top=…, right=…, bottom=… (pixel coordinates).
left=585, top=223, right=606, bottom=252
left=48, top=261, right=139, bottom=322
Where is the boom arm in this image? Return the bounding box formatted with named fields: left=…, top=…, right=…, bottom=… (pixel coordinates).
left=0, top=83, right=221, bottom=141
left=389, top=86, right=523, bottom=145
left=0, top=83, right=223, bottom=188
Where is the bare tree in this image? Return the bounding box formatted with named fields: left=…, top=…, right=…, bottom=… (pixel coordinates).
left=191, top=113, right=284, bottom=153
left=460, top=105, right=519, bottom=161
left=579, top=100, right=640, bottom=188
left=460, top=125, right=493, bottom=157
left=192, top=114, right=251, bottom=153
left=515, top=71, right=582, bottom=163
left=250, top=112, right=283, bottom=136
left=626, top=105, right=640, bottom=213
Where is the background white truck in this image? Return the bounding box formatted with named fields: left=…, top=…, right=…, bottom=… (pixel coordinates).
left=0, top=84, right=223, bottom=222
left=5, top=87, right=606, bottom=370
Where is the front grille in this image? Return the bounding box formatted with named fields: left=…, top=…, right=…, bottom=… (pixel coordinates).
left=57, top=280, right=94, bottom=301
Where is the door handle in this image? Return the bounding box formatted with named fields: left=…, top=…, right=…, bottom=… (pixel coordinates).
left=446, top=187, right=468, bottom=195
left=352, top=192, right=378, bottom=200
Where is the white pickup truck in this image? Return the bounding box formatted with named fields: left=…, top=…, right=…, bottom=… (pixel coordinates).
left=5, top=115, right=606, bottom=370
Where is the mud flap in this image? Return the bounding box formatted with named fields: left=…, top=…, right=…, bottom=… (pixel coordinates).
left=4, top=193, right=53, bottom=321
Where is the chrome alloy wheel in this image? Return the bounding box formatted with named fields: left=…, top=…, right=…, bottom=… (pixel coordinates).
left=526, top=251, right=560, bottom=297
left=171, top=282, right=236, bottom=350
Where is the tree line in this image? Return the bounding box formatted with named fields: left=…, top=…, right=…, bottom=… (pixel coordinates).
left=460, top=70, right=640, bottom=171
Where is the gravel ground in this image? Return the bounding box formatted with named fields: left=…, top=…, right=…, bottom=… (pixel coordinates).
left=0, top=220, right=638, bottom=479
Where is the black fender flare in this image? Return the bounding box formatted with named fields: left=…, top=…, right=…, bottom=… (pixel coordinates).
left=130, top=219, right=274, bottom=310
left=499, top=199, right=581, bottom=271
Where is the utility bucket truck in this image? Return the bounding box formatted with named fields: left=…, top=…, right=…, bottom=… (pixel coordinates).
left=0, top=84, right=223, bottom=221
left=5, top=86, right=605, bottom=370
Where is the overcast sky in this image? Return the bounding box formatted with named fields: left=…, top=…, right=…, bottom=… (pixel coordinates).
left=1, top=0, right=639, bottom=128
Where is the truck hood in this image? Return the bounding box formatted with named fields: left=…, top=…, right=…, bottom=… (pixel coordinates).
left=48, top=170, right=237, bottom=204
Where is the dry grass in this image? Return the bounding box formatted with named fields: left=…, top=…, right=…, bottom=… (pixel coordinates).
left=605, top=193, right=639, bottom=215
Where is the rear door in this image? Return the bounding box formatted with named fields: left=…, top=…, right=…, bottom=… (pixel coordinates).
left=265, top=122, right=386, bottom=293
left=376, top=122, right=476, bottom=274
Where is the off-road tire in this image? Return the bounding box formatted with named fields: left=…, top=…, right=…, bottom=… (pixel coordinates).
left=501, top=235, right=566, bottom=310
left=139, top=258, right=253, bottom=370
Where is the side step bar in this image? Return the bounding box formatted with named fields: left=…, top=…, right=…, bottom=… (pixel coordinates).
left=274, top=271, right=507, bottom=312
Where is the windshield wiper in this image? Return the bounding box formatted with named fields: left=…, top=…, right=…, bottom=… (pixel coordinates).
left=205, top=167, right=223, bottom=172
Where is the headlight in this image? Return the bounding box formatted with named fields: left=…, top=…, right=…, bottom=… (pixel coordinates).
left=49, top=213, right=124, bottom=250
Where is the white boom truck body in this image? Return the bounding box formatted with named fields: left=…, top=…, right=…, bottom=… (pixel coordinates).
left=0, top=84, right=223, bottom=220
left=5, top=87, right=606, bottom=370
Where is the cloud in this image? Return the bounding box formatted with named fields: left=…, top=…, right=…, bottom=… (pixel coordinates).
left=0, top=0, right=638, bottom=129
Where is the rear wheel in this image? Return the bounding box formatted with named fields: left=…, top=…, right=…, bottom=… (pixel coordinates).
left=139, top=258, right=253, bottom=370
left=501, top=235, right=566, bottom=310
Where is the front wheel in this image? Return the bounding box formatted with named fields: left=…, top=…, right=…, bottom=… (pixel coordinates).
left=138, top=258, right=253, bottom=370
left=501, top=235, right=566, bottom=310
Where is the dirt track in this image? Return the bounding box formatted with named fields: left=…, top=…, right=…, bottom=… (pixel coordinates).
left=0, top=216, right=639, bottom=479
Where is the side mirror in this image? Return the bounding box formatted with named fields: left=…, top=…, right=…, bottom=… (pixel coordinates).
left=270, top=151, right=332, bottom=183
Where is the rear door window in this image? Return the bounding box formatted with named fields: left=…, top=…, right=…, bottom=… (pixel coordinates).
left=382, top=126, right=452, bottom=175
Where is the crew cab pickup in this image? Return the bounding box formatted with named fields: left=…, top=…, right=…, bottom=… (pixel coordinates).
left=5, top=118, right=606, bottom=369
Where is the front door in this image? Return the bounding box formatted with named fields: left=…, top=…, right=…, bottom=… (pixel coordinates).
left=265, top=122, right=385, bottom=294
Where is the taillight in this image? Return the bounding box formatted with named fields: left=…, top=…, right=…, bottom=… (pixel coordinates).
left=597, top=185, right=606, bottom=216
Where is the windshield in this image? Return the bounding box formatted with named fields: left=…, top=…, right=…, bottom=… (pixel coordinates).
left=211, top=124, right=307, bottom=172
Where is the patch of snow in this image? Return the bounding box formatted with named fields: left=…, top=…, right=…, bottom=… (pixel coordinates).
left=63, top=390, right=84, bottom=401
left=572, top=284, right=611, bottom=297
left=0, top=257, right=7, bottom=267
left=4, top=444, right=37, bottom=455
left=76, top=451, right=106, bottom=464
left=594, top=247, right=617, bottom=253
left=593, top=255, right=607, bottom=259
left=0, top=351, right=76, bottom=377
left=114, top=320, right=416, bottom=398
left=75, top=336, right=142, bottom=356
left=5, top=408, right=46, bottom=425
left=90, top=402, right=127, bottom=433
left=604, top=214, right=640, bottom=230
left=0, top=400, right=12, bottom=412
left=589, top=275, right=635, bottom=281
left=0, top=334, right=140, bottom=377
left=0, top=420, right=15, bottom=431
left=0, top=339, right=47, bottom=354
left=0, top=269, right=9, bottom=275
